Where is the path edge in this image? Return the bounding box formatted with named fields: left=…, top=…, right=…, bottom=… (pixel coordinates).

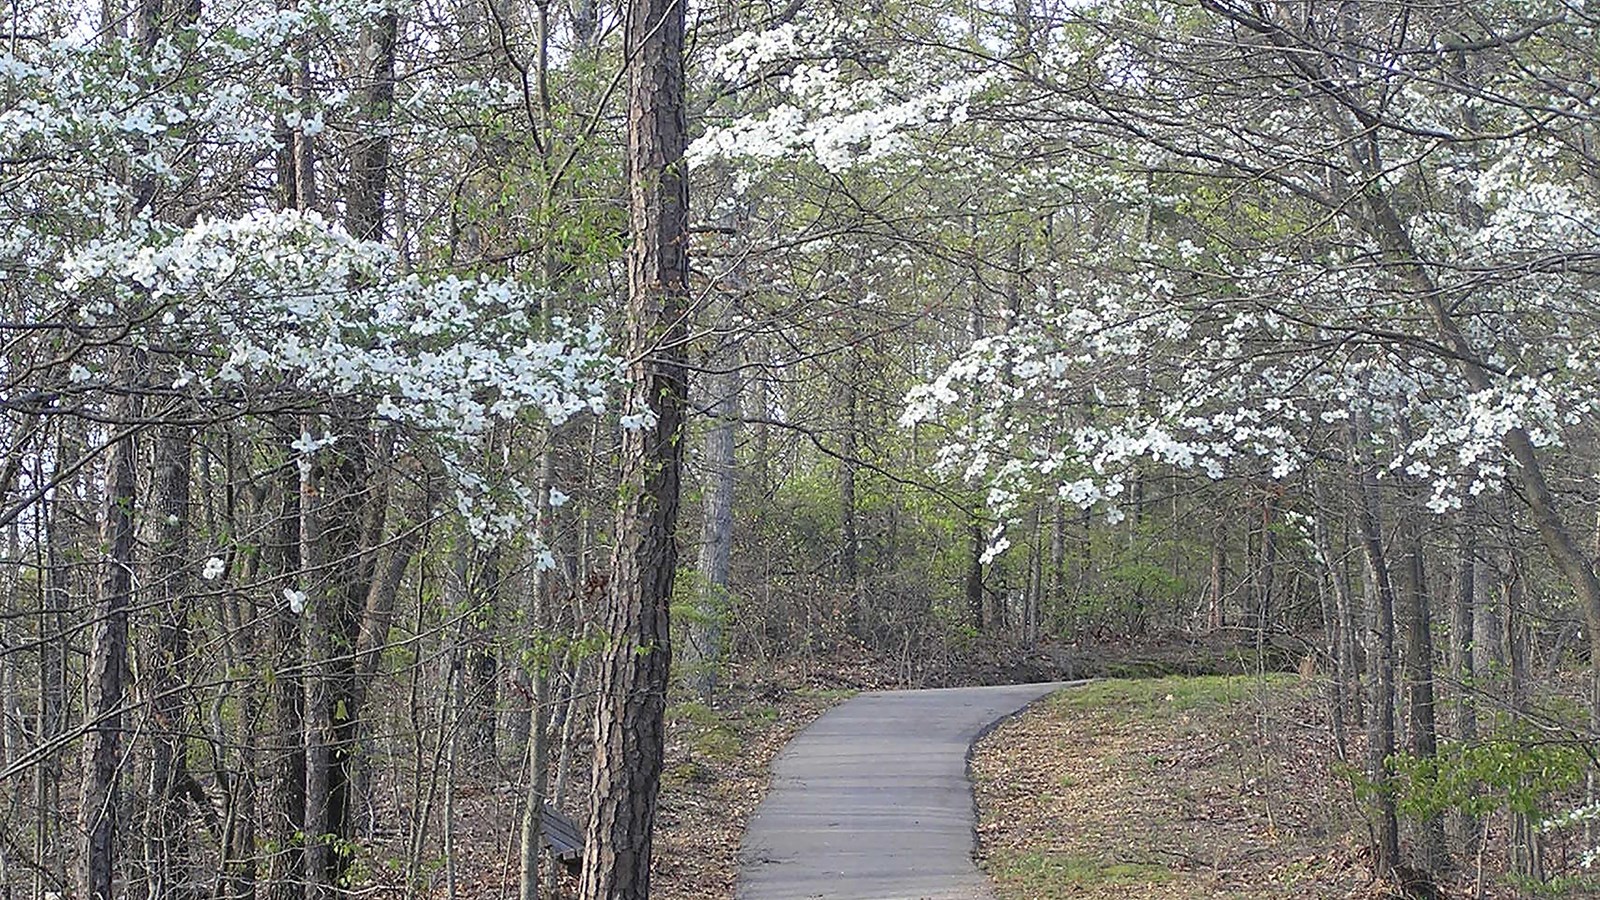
left=962, top=680, right=1092, bottom=876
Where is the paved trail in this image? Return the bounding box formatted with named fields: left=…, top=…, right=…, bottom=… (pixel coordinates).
left=736, top=682, right=1075, bottom=900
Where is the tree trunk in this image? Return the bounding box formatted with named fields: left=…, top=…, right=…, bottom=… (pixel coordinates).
left=1399, top=496, right=1446, bottom=874
left=1048, top=496, right=1064, bottom=634
left=691, top=353, right=739, bottom=701
left=145, top=423, right=194, bottom=900
left=966, top=519, right=985, bottom=633
left=299, top=420, right=337, bottom=900
left=1256, top=491, right=1276, bottom=639
left=517, top=584, right=551, bottom=900
left=1504, top=549, right=1544, bottom=881
left=344, top=8, right=396, bottom=242
left=1450, top=505, right=1479, bottom=859
left=36, top=448, right=70, bottom=899
left=78, top=356, right=143, bottom=900
left=1349, top=421, right=1401, bottom=879
left=1208, top=511, right=1226, bottom=632
left=1311, top=480, right=1352, bottom=758
left=265, top=477, right=306, bottom=900
left=839, top=353, right=859, bottom=624
left=577, top=0, right=689, bottom=890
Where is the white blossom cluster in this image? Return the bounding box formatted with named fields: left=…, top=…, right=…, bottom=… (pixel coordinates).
left=1, top=0, right=620, bottom=550
left=691, top=14, right=995, bottom=173
left=58, top=208, right=618, bottom=436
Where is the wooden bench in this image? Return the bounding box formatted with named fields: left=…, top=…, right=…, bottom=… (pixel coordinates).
left=541, top=803, right=584, bottom=875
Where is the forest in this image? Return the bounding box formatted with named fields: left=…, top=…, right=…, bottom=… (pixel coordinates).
left=2, top=0, right=1599, bottom=898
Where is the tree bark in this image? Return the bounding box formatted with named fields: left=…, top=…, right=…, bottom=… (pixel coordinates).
left=1399, top=494, right=1446, bottom=874
left=1311, top=479, right=1353, bottom=758
left=517, top=567, right=551, bottom=900
left=839, top=349, right=860, bottom=629
left=1450, top=505, right=1479, bottom=858
left=77, top=356, right=144, bottom=900
left=36, top=440, right=71, bottom=899
left=577, top=0, right=689, bottom=890
left=265, top=476, right=306, bottom=900
left=145, top=423, right=195, bottom=900
left=1349, top=420, right=1401, bottom=879
left=1504, top=549, right=1544, bottom=881
left=691, top=352, right=739, bottom=701
left=344, top=9, right=396, bottom=242
left=966, top=519, right=985, bottom=633
left=1208, top=511, right=1226, bottom=632
left=299, top=420, right=337, bottom=900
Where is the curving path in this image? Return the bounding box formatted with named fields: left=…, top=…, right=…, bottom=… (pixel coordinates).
left=736, top=681, right=1077, bottom=900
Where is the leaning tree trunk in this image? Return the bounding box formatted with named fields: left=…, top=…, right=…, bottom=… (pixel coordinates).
left=576, top=0, right=689, bottom=891
left=1349, top=418, right=1401, bottom=880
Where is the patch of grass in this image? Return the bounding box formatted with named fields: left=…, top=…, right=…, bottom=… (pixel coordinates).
left=1048, top=674, right=1293, bottom=719
left=692, top=726, right=741, bottom=762
left=976, top=673, right=1363, bottom=899
left=743, top=703, right=779, bottom=722
left=1507, top=873, right=1600, bottom=897
left=793, top=686, right=857, bottom=702
left=666, top=700, right=719, bottom=727
left=993, top=851, right=1172, bottom=892
left=667, top=700, right=743, bottom=763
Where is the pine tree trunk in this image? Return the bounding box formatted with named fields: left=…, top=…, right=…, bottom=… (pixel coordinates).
left=576, top=0, right=688, bottom=890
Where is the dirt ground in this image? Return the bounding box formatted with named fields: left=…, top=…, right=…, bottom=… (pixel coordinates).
left=973, top=675, right=1384, bottom=899
left=971, top=674, right=1600, bottom=900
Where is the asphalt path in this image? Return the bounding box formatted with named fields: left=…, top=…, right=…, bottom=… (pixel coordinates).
left=736, top=681, right=1075, bottom=900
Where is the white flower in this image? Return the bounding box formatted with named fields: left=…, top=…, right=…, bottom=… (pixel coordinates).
left=283, top=588, right=307, bottom=614
left=548, top=488, right=570, bottom=508
left=202, top=557, right=225, bottom=581
left=620, top=407, right=659, bottom=430
left=978, top=536, right=1011, bottom=565
left=68, top=364, right=91, bottom=383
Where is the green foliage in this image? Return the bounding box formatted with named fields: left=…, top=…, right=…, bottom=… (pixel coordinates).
left=1505, top=873, right=1600, bottom=898
left=992, top=851, right=1173, bottom=892
left=670, top=566, right=733, bottom=689
left=1390, top=734, right=1589, bottom=821
left=665, top=701, right=741, bottom=763
left=1051, top=674, right=1291, bottom=717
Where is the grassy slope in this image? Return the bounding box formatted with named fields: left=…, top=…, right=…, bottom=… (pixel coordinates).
left=972, top=675, right=1368, bottom=899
